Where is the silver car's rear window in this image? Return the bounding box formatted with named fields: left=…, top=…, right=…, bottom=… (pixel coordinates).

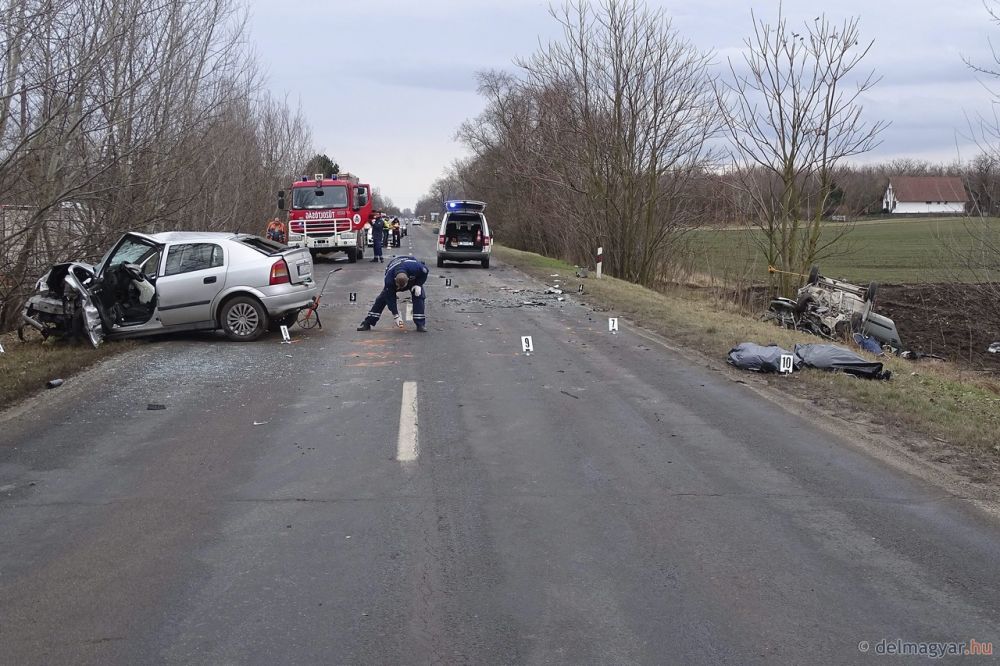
left=237, top=236, right=285, bottom=255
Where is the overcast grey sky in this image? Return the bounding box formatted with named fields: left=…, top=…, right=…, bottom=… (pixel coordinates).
left=248, top=0, right=999, bottom=210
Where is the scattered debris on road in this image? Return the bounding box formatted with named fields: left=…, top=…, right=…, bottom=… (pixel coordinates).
left=45, top=378, right=64, bottom=389
left=146, top=404, right=166, bottom=411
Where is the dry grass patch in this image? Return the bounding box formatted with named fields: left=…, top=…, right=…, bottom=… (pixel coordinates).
left=496, top=245, right=1000, bottom=472
left=0, top=330, right=132, bottom=409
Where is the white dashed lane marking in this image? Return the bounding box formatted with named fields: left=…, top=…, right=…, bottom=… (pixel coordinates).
left=396, top=381, right=419, bottom=462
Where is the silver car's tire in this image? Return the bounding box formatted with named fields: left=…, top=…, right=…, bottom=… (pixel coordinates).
left=221, top=296, right=267, bottom=341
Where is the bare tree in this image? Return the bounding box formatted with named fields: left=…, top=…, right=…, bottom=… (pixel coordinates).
left=716, top=7, right=886, bottom=296
left=455, top=0, right=720, bottom=286
left=0, top=0, right=317, bottom=330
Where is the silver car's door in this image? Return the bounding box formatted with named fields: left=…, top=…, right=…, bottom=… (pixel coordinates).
left=156, top=242, right=227, bottom=326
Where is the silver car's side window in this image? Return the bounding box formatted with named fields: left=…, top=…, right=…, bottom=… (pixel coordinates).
left=164, top=243, right=224, bottom=276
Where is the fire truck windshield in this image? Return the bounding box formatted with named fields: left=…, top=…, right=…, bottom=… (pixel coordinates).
left=292, top=185, right=348, bottom=209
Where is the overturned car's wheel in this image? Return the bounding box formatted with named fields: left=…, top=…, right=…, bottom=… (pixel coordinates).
left=221, top=296, right=267, bottom=341
left=865, top=281, right=878, bottom=303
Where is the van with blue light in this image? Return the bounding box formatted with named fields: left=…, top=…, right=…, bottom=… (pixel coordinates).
left=436, top=200, right=491, bottom=269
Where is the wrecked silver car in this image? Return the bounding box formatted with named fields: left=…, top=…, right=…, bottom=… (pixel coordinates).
left=764, top=266, right=903, bottom=349
left=21, top=231, right=317, bottom=346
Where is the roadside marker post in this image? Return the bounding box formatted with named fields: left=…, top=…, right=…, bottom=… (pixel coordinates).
left=521, top=336, right=534, bottom=355
left=596, top=246, right=603, bottom=279
left=779, top=354, right=795, bottom=374
left=280, top=325, right=292, bottom=344
left=609, top=317, right=619, bottom=334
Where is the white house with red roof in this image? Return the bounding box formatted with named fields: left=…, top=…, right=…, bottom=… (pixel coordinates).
left=883, top=176, right=968, bottom=214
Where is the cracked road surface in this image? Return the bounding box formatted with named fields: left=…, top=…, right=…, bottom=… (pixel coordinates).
left=1, top=228, right=999, bottom=664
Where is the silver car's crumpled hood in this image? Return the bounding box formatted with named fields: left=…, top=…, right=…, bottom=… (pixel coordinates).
left=21, top=261, right=104, bottom=348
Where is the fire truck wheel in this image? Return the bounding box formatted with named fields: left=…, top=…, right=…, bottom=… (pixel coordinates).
left=346, top=247, right=358, bottom=263
left=220, top=296, right=267, bottom=341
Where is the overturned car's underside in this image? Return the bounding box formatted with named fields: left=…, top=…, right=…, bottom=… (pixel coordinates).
left=764, top=266, right=903, bottom=350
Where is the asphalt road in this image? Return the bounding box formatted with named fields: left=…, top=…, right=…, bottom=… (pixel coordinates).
left=1, top=226, right=999, bottom=664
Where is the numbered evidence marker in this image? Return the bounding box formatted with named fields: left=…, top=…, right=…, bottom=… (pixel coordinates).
left=608, top=317, right=619, bottom=334
left=349, top=292, right=357, bottom=302
left=445, top=278, right=452, bottom=287
left=779, top=354, right=795, bottom=374
left=521, top=336, right=534, bottom=355
left=280, top=325, right=292, bottom=344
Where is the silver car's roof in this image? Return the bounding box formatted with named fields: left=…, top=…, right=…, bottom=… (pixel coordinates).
left=135, top=231, right=241, bottom=244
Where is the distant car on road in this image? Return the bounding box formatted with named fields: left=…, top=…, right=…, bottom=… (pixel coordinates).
left=436, top=200, right=492, bottom=269
left=21, top=231, right=316, bottom=346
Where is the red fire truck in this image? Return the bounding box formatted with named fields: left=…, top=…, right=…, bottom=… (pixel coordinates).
left=278, top=173, right=374, bottom=263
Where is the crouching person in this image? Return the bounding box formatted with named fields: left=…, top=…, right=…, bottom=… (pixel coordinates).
left=357, top=255, right=429, bottom=332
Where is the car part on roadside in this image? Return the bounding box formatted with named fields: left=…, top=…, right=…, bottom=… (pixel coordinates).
left=46, top=378, right=64, bottom=389
left=727, top=343, right=798, bottom=373
left=989, top=342, right=1000, bottom=354
left=763, top=265, right=902, bottom=349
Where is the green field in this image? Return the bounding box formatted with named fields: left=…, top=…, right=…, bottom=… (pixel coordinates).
left=687, top=217, right=1000, bottom=284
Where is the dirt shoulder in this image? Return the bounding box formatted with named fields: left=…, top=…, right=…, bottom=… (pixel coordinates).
left=0, top=329, right=133, bottom=410
left=494, top=245, right=1000, bottom=492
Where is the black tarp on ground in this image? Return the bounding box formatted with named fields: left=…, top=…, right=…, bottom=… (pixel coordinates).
left=727, top=343, right=798, bottom=373
left=794, top=343, right=891, bottom=380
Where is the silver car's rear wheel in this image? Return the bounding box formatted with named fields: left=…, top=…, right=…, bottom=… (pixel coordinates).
left=221, top=296, right=267, bottom=341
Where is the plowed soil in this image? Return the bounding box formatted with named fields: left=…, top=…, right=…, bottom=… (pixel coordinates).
left=877, top=284, right=1000, bottom=371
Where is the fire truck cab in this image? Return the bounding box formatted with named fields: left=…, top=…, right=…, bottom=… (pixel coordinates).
left=279, top=173, right=373, bottom=263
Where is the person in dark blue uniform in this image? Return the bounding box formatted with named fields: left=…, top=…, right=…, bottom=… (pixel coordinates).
left=357, top=255, right=429, bottom=332
left=369, top=216, right=386, bottom=263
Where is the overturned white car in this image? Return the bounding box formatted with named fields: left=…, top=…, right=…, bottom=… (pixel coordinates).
left=765, top=266, right=903, bottom=349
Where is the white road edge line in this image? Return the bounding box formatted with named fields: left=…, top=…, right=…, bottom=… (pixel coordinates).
left=397, top=381, right=419, bottom=462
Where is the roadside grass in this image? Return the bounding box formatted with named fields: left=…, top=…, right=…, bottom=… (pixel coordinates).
left=688, top=217, right=1000, bottom=284
left=495, top=245, right=1000, bottom=472
left=0, top=330, right=132, bottom=410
